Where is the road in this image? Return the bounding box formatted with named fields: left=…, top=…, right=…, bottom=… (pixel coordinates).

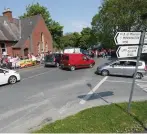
left=0, top=58, right=147, bottom=132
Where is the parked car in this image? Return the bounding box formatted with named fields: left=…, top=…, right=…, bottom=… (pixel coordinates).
left=44, top=53, right=62, bottom=67
left=0, top=68, right=21, bottom=85
left=96, top=59, right=147, bottom=79
left=60, top=53, right=95, bottom=71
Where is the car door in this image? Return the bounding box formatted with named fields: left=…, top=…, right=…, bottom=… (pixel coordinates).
left=0, top=69, right=8, bottom=85
left=123, top=61, right=136, bottom=76
left=109, top=61, right=125, bottom=75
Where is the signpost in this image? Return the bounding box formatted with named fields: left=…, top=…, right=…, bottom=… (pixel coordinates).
left=114, top=32, right=141, bottom=45
left=114, top=31, right=146, bottom=113
left=116, top=46, right=138, bottom=58
left=127, top=32, right=146, bottom=113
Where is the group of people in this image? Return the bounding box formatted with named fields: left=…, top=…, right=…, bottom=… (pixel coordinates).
left=88, top=49, right=113, bottom=58
left=0, top=51, right=53, bottom=69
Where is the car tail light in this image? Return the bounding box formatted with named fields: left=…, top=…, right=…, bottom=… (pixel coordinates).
left=145, top=65, right=147, bottom=71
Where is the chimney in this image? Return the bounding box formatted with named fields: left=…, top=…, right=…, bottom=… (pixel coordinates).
left=3, top=8, right=13, bottom=22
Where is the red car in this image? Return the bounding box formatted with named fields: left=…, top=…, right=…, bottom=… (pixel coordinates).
left=60, top=53, right=95, bottom=71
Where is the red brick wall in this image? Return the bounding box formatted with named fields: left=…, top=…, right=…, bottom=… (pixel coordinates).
left=32, top=16, right=53, bottom=56
left=6, top=43, right=13, bottom=56
left=12, top=48, right=21, bottom=57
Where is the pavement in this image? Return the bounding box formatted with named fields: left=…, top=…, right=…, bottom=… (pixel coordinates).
left=0, top=58, right=147, bottom=132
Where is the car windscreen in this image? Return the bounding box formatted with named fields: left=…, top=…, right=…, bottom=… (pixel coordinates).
left=45, top=55, right=54, bottom=62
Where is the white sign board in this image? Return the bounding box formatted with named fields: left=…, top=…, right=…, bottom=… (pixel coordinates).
left=142, top=45, right=147, bottom=53
left=116, top=46, right=139, bottom=58
left=144, top=32, right=147, bottom=44
left=114, top=32, right=141, bottom=45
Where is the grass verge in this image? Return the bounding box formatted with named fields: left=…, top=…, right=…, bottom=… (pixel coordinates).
left=34, top=101, right=147, bottom=133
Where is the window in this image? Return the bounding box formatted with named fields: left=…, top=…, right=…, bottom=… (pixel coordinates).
left=83, top=56, right=87, bottom=60
left=0, top=43, right=7, bottom=54
left=112, top=61, right=125, bottom=66
left=125, top=61, right=136, bottom=66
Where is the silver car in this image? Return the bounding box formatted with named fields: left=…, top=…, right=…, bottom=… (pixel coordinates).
left=97, top=59, right=147, bottom=79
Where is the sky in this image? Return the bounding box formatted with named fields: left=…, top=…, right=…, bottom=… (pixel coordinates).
left=0, top=0, right=101, bottom=33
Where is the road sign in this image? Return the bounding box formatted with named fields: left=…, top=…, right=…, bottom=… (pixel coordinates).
left=142, top=45, right=147, bottom=53
left=114, top=32, right=141, bottom=45
left=116, top=46, right=139, bottom=58
left=144, top=32, right=147, bottom=44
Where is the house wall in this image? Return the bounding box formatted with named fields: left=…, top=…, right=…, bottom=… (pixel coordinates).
left=12, top=48, right=21, bottom=57
left=23, top=16, right=53, bottom=57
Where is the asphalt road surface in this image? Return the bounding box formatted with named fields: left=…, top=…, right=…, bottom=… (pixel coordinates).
left=0, top=58, right=147, bottom=132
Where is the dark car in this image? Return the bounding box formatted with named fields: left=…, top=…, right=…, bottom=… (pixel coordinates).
left=44, top=53, right=62, bottom=67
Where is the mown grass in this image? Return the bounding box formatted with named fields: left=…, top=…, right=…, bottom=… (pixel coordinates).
left=34, top=101, right=147, bottom=133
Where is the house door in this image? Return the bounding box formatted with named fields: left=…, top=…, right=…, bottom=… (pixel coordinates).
left=24, top=48, right=29, bottom=57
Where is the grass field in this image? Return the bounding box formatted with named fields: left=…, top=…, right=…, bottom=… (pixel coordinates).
left=35, top=101, right=147, bottom=133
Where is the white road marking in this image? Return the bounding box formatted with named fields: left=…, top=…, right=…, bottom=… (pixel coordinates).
left=137, top=84, right=147, bottom=88
left=21, top=69, right=55, bottom=80
left=79, top=76, right=108, bottom=105
left=106, top=80, right=132, bottom=83
left=136, top=80, right=147, bottom=82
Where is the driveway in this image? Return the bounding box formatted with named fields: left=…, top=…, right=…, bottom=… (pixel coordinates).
left=0, top=58, right=146, bottom=132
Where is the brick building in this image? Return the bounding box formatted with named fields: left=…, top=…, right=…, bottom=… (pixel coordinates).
left=0, top=8, right=53, bottom=58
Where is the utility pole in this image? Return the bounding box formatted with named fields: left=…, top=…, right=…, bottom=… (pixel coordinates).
left=127, top=31, right=145, bottom=113
left=127, top=13, right=147, bottom=113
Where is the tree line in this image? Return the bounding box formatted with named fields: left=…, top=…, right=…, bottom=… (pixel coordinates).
left=20, top=0, right=147, bottom=50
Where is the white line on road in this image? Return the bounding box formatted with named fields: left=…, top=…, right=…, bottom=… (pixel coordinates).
left=136, top=80, right=147, bottom=83
left=21, top=69, right=55, bottom=81
left=79, top=76, right=108, bottom=105
left=106, top=80, right=132, bottom=83
left=137, top=84, right=147, bottom=88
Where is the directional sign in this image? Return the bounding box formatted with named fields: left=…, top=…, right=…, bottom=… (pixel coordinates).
left=114, top=32, right=141, bottom=45
left=144, top=32, right=147, bottom=44
left=142, top=45, right=147, bottom=53
left=116, top=46, right=139, bottom=58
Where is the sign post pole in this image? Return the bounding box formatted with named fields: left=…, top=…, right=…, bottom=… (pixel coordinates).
left=127, top=31, right=146, bottom=113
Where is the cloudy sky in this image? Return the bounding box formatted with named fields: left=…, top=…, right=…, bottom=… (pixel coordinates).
left=0, top=0, right=101, bottom=33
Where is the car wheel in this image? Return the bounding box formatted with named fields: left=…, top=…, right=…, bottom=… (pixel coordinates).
left=89, top=64, right=93, bottom=68
left=101, top=70, right=109, bottom=76
left=70, top=66, right=75, bottom=71
left=135, top=72, right=142, bottom=79
left=56, top=63, right=60, bottom=67
left=8, top=76, right=17, bottom=84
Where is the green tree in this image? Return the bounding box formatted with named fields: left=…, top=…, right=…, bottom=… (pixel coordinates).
left=91, top=0, right=147, bottom=49
left=79, top=27, right=95, bottom=49
left=20, top=2, right=63, bottom=49
left=60, top=32, right=81, bottom=48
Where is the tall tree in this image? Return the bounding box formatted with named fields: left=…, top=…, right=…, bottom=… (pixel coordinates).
left=79, top=27, right=95, bottom=49
left=20, top=3, right=63, bottom=49
left=91, top=0, right=147, bottom=48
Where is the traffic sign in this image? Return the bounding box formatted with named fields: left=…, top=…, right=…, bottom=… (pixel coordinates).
left=116, top=46, right=139, bottom=58
left=142, top=45, right=147, bottom=53
left=144, top=32, right=147, bottom=44
left=114, top=32, right=141, bottom=45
